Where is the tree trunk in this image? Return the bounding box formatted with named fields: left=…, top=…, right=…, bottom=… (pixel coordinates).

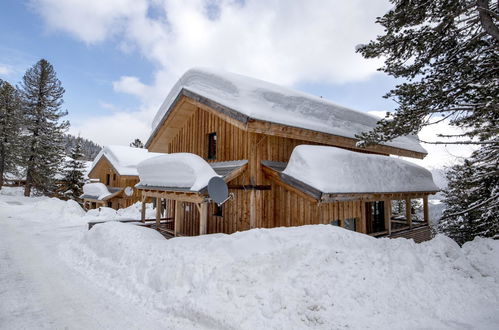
left=477, top=0, right=499, bottom=42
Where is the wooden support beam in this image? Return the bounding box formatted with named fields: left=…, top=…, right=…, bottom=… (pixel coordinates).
left=199, top=202, right=208, bottom=235
left=406, top=198, right=412, bottom=229
left=384, top=199, right=392, bottom=235
left=155, top=197, right=161, bottom=227
left=174, top=200, right=182, bottom=237
left=423, top=195, right=429, bottom=224
left=141, top=196, right=146, bottom=223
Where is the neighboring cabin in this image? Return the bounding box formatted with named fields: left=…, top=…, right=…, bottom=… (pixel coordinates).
left=135, top=68, right=439, bottom=242
left=83, top=145, right=163, bottom=210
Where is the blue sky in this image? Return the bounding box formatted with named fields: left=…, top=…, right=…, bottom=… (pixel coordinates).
left=0, top=0, right=406, bottom=146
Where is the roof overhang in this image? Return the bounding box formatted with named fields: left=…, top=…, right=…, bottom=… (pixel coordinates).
left=146, top=89, right=427, bottom=159
left=261, top=161, right=438, bottom=203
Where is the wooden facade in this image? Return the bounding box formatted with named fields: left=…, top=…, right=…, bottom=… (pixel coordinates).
left=84, top=156, right=141, bottom=210
left=139, top=93, right=437, bottom=240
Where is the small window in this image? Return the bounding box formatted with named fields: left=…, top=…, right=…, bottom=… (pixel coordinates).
left=344, top=218, right=357, bottom=231
left=113, top=174, right=116, bottom=182
left=207, top=132, right=217, bottom=160
left=330, top=219, right=341, bottom=226
left=213, top=203, right=223, bottom=217
left=106, top=174, right=110, bottom=185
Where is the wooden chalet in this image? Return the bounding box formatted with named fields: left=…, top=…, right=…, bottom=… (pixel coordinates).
left=83, top=145, right=163, bottom=210
left=136, top=68, right=439, bottom=242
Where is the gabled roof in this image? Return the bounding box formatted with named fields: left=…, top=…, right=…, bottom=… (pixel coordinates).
left=262, top=145, right=438, bottom=202
left=88, top=145, right=164, bottom=177
left=148, top=68, right=426, bottom=156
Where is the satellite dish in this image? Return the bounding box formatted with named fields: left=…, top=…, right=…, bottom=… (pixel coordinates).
left=208, top=176, right=229, bottom=205
left=124, top=186, right=134, bottom=197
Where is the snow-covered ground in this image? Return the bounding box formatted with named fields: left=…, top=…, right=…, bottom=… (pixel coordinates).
left=1, top=187, right=498, bottom=329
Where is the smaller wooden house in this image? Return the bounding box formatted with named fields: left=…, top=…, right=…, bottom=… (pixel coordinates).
left=83, top=145, right=163, bottom=209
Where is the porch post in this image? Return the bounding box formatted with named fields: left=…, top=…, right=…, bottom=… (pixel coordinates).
left=155, top=197, right=161, bottom=228
left=405, top=198, right=412, bottom=229
left=384, top=199, right=392, bottom=235
left=141, top=195, right=146, bottom=223
left=174, top=200, right=182, bottom=237
left=423, top=195, right=429, bottom=224
left=199, top=202, right=208, bottom=235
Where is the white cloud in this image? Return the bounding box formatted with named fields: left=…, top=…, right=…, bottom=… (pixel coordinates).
left=0, top=65, right=12, bottom=75
left=38, top=0, right=466, bottom=170
left=69, top=111, right=152, bottom=146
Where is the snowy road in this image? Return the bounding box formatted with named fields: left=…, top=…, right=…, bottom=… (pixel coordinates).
left=0, top=197, right=196, bottom=330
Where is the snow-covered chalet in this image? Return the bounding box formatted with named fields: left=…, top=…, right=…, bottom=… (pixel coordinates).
left=83, top=145, right=163, bottom=209
left=136, top=68, right=439, bottom=242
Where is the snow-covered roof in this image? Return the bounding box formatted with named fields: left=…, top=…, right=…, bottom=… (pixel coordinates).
left=89, top=145, right=164, bottom=176
left=150, top=68, right=426, bottom=155
left=281, top=145, right=439, bottom=194
left=137, top=153, right=221, bottom=191
left=82, top=183, right=112, bottom=200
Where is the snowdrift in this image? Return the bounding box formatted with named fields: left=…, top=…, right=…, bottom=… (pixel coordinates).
left=137, top=153, right=220, bottom=191
left=63, top=223, right=499, bottom=329
left=283, top=145, right=439, bottom=193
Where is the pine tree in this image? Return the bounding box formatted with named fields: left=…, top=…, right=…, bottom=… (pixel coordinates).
left=19, top=59, right=69, bottom=196
left=356, top=0, right=498, bottom=145
left=59, top=138, right=86, bottom=200
left=129, top=138, right=144, bottom=148
left=0, top=79, right=22, bottom=188
left=439, top=144, right=499, bottom=244
left=356, top=0, right=498, bottom=243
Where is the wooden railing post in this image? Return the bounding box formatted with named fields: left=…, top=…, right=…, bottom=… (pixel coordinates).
left=174, top=200, right=182, bottom=237
left=384, top=199, right=392, bottom=235
left=141, top=195, right=146, bottom=223
left=199, top=202, right=208, bottom=235
left=423, top=195, right=429, bottom=225
left=406, top=198, right=412, bottom=229
left=155, top=197, right=161, bottom=228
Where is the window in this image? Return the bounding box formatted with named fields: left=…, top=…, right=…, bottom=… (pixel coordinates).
left=113, top=174, right=116, bottom=182
left=344, top=218, right=357, bottom=231
left=213, top=203, right=223, bottom=217
left=330, top=219, right=341, bottom=226
left=207, top=132, right=217, bottom=160
left=106, top=174, right=110, bottom=185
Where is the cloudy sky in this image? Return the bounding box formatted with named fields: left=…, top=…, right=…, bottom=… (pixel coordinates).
left=0, top=0, right=473, bottom=169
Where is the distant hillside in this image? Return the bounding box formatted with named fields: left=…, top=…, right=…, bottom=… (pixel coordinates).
left=64, top=135, right=101, bottom=161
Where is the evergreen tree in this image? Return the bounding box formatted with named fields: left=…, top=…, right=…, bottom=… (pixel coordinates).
left=19, top=59, right=69, bottom=196
left=0, top=79, right=22, bottom=188
left=130, top=138, right=144, bottom=148
left=356, top=0, right=498, bottom=145
left=439, top=145, right=499, bottom=244
left=356, top=0, right=498, bottom=243
left=59, top=138, right=86, bottom=200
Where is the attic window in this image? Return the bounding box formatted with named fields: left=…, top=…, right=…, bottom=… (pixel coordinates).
left=207, top=132, right=217, bottom=160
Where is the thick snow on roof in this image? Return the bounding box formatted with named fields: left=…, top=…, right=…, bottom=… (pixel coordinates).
left=137, top=153, right=220, bottom=191
left=90, top=146, right=164, bottom=176
left=151, top=68, right=426, bottom=154
left=283, top=145, right=439, bottom=194
left=82, top=183, right=112, bottom=200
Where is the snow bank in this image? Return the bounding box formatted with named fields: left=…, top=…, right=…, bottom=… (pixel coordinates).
left=82, top=183, right=112, bottom=200
left=89, top=145, right=164, bottom=176
left=283, top=145, right=439, bottom=193
left=137, top=153, right=220, bottom=191
left=64, top=223, right=499, bottom=329
left=151, top=68, right=426, bottom=154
